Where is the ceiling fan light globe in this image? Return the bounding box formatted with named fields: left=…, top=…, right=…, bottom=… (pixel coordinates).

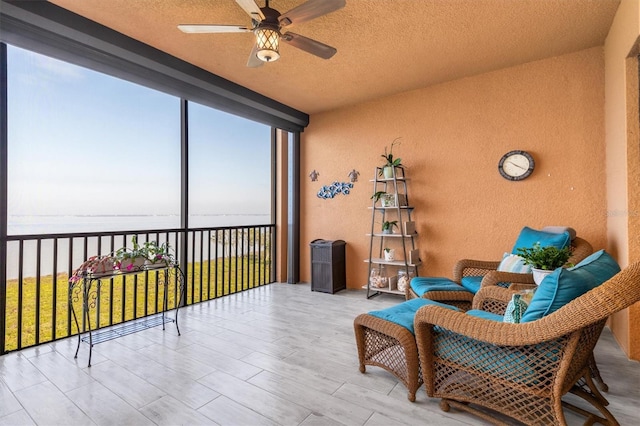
left=257, top=50, right=280, bottom=62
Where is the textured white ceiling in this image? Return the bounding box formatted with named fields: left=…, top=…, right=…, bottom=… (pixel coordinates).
left=50, top=0, right=620, bottom=115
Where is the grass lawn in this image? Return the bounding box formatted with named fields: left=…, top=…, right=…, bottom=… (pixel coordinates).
left=4, top=257, right=271, bottom=352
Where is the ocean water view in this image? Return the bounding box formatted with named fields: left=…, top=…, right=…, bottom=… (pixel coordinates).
left=5, top=214, right=272, bottom=279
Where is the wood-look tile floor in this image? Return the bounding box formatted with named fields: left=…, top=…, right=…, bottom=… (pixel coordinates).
left=1, top=283, right=638, bottom=425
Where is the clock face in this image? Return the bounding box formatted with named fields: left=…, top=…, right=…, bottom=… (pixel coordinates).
left=498, top=150, right=534, bottom=181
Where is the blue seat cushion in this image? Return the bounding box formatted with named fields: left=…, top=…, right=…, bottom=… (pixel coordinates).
left=511, top=226, right=571, bottom=254
left=409, top=277, right=465, bottom=297
left=369, top=298, right=460, bottom=334
left=521, top=250, right=620, bottom=322
left=434, top=329, right=556, bottom=385
left=460, top=276, right=483, bottom=293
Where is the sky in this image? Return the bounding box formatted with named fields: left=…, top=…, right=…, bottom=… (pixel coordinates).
left=6, top=44, right=272, bottom=221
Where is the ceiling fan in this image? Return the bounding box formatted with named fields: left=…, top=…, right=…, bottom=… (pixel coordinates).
left=178, top=0, right=346, bottom=67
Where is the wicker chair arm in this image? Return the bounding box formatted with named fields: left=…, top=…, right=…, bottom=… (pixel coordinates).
left=453, top=259, right=501, bottom=282
left=416, top=262, right=640, bottom=346
left=569, top=237, right=593, bottom=265
left=471, top=286, right=514, bottom=310
left=480, top=270, right=535, bottom=288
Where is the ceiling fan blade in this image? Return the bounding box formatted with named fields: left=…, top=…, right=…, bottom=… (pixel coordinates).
left=281, top=32, right=337, bottom=59
left=246, top=44, right=264, bottom=68
left=279, top=0, right=345, bottom=27
left=235, top=0, right=265, bottom=22
left=178, top=24, right=250, bottom=33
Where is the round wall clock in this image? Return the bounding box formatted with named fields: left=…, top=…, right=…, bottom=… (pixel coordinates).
left=498, top=150, right=535, bottom=181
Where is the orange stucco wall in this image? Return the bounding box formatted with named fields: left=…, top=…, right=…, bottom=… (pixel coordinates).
left=604, top=0, right=640, bottom=359
left=300, top=47, right=607, bottom=292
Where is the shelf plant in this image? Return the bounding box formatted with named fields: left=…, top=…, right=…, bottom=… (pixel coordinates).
left=382, top=220, right=398, bottom=234
left=383, top=247, right=395, bottom=261
left=371, top=191, right=387, bottom=204
left=379, top=137, right=402, bottom=178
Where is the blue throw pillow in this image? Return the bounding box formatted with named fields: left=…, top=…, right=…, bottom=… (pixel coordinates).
left=497, top=253, right=532, bottom=274
left=521, top=250, right=620, bottom=322
left=369, top=298, right=460, bottom=334
left=511, top=226, right=571, bottom=254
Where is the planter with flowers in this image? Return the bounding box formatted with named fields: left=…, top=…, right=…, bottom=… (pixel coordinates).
left=144, top=241, right=175, bottom=268
left=69, top=255, right=116, bottom=283
left=114, top=236, right=149, bottom=272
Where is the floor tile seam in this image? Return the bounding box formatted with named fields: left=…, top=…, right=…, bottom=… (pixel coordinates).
left=238, top=352, right=344, bottom=394
left=246, top=370, right=377, bottom=425
left=136, top=394, right=202, bottom=425
left=194, top=371, right=311, bottom=425
left=85, top=360, right=169, bottom=408
left=65, top=380, right=154, bottom=426
left=0, top=390, right=28, bottom=421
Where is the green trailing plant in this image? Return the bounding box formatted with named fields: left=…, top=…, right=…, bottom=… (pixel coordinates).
left=114, top=236, right=175, bottom=270
left=516, top=243, right=572, bottom=270
left=145, top=241, right=175, bottom=265
left=114, top=236, right=148, bottom=262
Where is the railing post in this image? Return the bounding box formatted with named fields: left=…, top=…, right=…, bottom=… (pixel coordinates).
left=179, top=99, right=189, bottom=307
left=0, top=43, right=8, bottom=355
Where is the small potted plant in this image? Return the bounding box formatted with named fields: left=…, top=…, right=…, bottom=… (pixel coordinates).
left=115, top=236, right=149, bottom=272
left=381, top=220, right=398, bottom=234
left=516, top=243, right=572, bottom=284
left=383, top=247, right=395, bottom=261
left=379, top=137, right=402, bottom=178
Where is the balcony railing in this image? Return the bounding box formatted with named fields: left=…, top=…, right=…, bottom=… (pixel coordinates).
left=1, top=224, right=275, bottom=354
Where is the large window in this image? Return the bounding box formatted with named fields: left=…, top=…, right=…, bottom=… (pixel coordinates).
left=188, top=102, right=272, bottom=227
left=7, top=45, right=181, bottom=235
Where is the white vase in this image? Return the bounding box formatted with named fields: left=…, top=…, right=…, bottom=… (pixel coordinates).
left=532, top=268, right=554, bottom=285
left=384, top=249, right=395, bottom=261
left=383, top=166, right=394, bottom=179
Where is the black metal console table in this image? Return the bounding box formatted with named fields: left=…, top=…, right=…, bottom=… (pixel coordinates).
left=69, top=263, right=184, bottom=367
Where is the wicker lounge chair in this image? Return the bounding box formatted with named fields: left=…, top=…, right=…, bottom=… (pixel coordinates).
left=413, top=260, right=640, bottom=425
left=406, top=234, right=593, bottom=311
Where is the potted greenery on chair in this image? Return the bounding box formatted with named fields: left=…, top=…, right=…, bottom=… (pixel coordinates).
left=516, top=242, right=572, bottom=284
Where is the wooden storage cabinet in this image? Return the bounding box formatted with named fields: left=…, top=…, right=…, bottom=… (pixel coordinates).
left=310, top=239, right=346, bottom=294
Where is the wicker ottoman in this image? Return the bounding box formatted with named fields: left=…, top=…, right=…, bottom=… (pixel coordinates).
left=407, top=276, right=476, bottom=310
left=354, top=298, right=460, bottom=401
